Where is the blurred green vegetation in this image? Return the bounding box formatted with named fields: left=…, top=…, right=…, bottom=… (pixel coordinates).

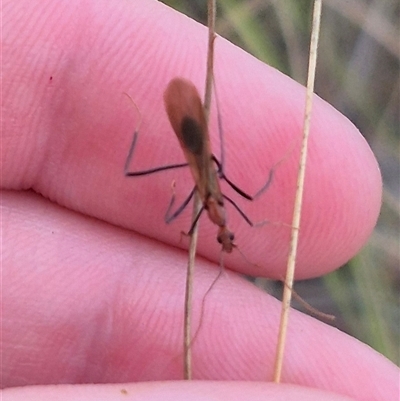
left=161, top=0, right=399, bottom=365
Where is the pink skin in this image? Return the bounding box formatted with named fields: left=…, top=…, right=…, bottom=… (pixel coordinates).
left=2, top=0, right=397, bottom=400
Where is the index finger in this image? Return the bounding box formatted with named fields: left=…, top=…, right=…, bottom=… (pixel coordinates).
left=2, top=0, right=381, bottom=278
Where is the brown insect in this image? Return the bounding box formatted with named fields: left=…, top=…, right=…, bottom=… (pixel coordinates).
left=125, top=77, right=273, bottom=252
left=164, top=78, right=239, bottom=252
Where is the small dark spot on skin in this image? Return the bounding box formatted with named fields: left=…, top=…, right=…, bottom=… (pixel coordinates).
left=49, top=76, right=53, bottom=82
left=120, top=388, right=128, bottom=395
left=181, top=116, right=204, bottom=155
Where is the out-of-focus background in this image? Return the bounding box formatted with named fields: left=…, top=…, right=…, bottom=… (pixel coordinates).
left=161, top=0, right=399, bottom=365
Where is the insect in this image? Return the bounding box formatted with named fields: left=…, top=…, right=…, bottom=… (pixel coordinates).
left=125, top=77, right=273, bottom=252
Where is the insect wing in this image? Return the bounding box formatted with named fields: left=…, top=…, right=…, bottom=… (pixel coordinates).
left=164, top=78, right=211, bottom=192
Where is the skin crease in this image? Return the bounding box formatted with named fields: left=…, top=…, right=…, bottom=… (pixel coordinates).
left=2, top=0, right=398, bottom=400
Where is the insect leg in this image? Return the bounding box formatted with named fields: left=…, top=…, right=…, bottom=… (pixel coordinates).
left=165, top=187, right=196, bottom=224
left=124, top=131, right=189, bottom=177
left=222, top=194, right=253, bottom=227
left=211, top=84, right=275, bottom=200
left=213, top=80, right=225, bottom=174
left=212, top=155, right=275, bottom=200
left=187, top=203, right=205, bottom=235
left=252, top=168, right=274, bottom=198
